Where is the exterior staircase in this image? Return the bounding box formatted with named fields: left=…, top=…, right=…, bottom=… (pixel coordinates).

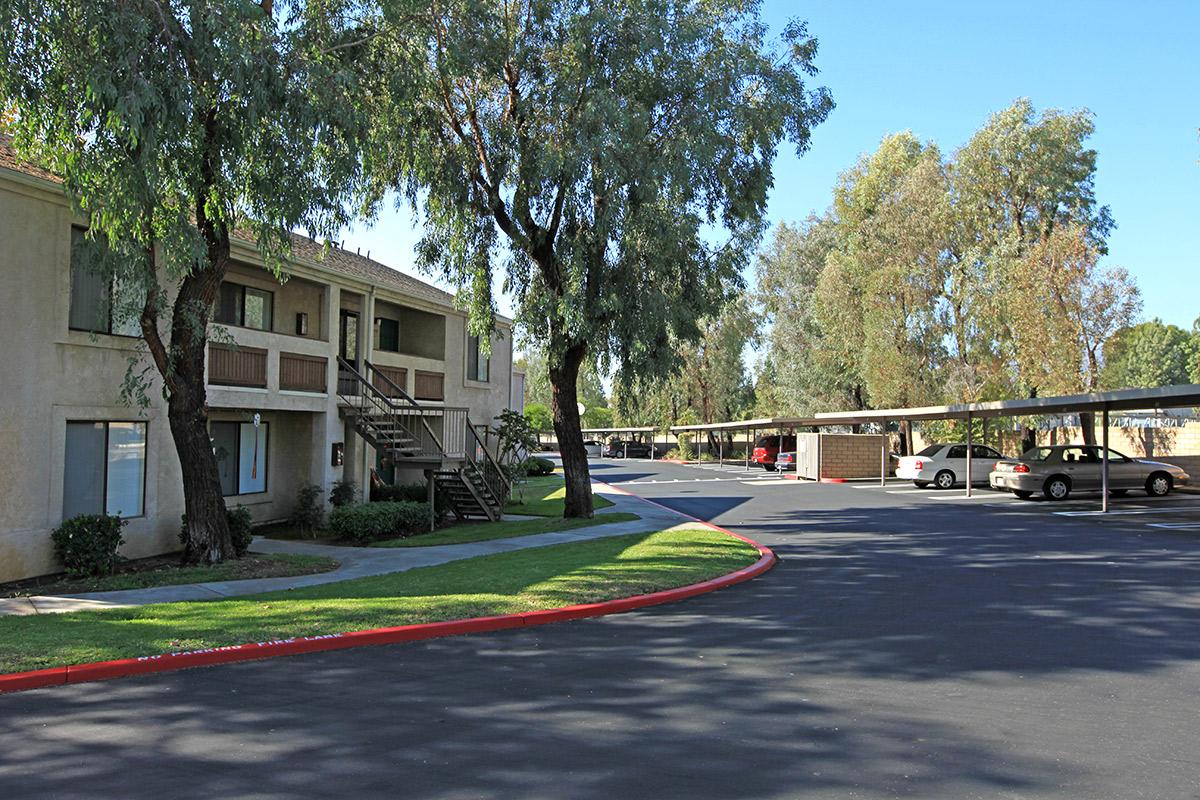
left=336, top=357, right=509, bottom=523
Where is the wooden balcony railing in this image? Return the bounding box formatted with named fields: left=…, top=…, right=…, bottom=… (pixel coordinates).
left=208, top=343, right=267, bottom=388
left=279, top=352, right=328, bottom=393
left=413, top=369, right=445, bottom=402
left=371, top=365, right=409, bottom=398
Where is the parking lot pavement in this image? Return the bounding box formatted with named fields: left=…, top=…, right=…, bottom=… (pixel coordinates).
left=7, top=457, right=1200, bottom=799
left=847, top=479, right=1200, bottom=533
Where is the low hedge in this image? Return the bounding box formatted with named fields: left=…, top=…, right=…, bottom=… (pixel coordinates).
left=522, top=456, right=555, bottom=477
left=370, top=482, right=450, bottom=514
left=51, top=514, right=126, bottom=578
left=329, top=501, right=431, bottom=545
left=179, top=506, right=254, bottom=558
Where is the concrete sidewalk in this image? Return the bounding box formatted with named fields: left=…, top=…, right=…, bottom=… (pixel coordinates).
left=0, top=486, right=682, bottom=617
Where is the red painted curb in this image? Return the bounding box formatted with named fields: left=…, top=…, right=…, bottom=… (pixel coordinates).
left=0, top=489, right=775, bottom=694
left=819, top=477, right=847, bottom=483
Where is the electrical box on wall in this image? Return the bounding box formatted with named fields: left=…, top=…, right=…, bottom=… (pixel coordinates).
left=331, top=442, right=344, bottom=467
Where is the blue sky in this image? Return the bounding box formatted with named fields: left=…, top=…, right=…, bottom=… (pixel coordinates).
left=341, top=0, right=1199, bottom=331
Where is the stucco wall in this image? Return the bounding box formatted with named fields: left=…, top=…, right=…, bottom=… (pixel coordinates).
left=0, top=170, right=515, bottom=582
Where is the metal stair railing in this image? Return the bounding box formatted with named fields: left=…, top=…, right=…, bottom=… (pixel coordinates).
left=337, top=357, right=460, bottom=460
left=464, top=421, right=511, bottom=508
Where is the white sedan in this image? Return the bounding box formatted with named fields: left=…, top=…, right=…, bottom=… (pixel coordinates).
left=583, top=439, right=604, bottom=457
left=895, top=443, right=1003, bottom=489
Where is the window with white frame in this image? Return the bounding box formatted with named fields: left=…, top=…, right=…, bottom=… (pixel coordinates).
left=211, top=421, right=269, bottom=496
left=467, top=333, right=490, bottom=383
left=63, top=421, right=147, bottom=518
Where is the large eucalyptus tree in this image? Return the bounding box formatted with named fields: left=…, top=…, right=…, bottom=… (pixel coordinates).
left=351, top=0, right=832, bottom=516
left=0, top=0, right=360, bottom=561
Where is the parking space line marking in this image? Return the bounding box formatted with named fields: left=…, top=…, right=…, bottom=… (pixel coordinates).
left=1054, top=506, right=1200, bottom=517
left=1147, top=522, right=1200, bottom=529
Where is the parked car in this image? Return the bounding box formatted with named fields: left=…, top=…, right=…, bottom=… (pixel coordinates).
left=603, top=439, right=653, bottom=459
left=895, top=443, right=1004, bottom=488
left=774, top=452, right=796, bottom=472
left=752, top=434, right=797, bottom=470
left=990, top=445, right=1191, bottom=501
left=583, top=439, right=603, bottom=457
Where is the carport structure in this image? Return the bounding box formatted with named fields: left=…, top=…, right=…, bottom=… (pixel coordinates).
left=672, top=384, right=1200, bottom=511
left=579, top=426, right=659, bottom=459
left=669, top=417, right=811, bottom=471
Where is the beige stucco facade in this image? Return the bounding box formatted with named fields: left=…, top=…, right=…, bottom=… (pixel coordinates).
left=0, top=165, right=518, bottom=583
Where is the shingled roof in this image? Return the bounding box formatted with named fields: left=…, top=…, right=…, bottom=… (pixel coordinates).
left=0, top=134, right=467, bottom=313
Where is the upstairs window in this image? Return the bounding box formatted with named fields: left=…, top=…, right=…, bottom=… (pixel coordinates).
left=467, top=334, right=490, bottom=383
left=215, top=282, right=273, bottom=331
left=376, top=317, right=400, bottom=352
left=68, top=227, right=142, bottom=337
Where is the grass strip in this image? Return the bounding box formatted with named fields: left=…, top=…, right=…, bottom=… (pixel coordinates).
left=0, top=528, right=758, bottom=674
left=506, top=475, right=614, bottom=516
left=371, top=512, right=641, bottom=548
left=1, top=554, right=338, bottom=598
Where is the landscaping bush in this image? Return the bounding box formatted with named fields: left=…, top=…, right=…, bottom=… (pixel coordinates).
left=370, top=482, right=425, bottom=503
left=291, top=483, right=325, bottom=536
left=179, top=506, right=255, bottom=558
left=328, top=501, right=431, bottom=544
left=370, top=482, right=449, bottom=515
left=329, top=478, right=358, bottom=507
left=522, top=456, right=555, bottom=477
left=51, top=514, right=127, bottom=578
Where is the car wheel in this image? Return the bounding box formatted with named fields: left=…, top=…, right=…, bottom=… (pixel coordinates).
left=934, top=470, right=955, bottom=490
left=1146, top=472, right=1172, bottom=497
left=1014, top=490, right=1034, bottom=500
left=1043, top=476, right=1071, bottom=501
left=913, top=480, right=929, bottom=489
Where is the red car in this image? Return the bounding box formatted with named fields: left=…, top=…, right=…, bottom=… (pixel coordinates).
left=752, top=434, right=797, bottom=470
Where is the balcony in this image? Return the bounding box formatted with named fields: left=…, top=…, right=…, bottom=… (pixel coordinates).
left=208, top=344, right=267, bottom=388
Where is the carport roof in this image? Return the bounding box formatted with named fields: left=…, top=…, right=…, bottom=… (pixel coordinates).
left=581, top=426, right=657, bottom=434
left=667, top=384, right=1200, bottom=432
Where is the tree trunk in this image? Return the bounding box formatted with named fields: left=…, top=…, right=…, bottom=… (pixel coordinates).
left=171, top=382, right=233, bottom=563
left=1079, top=411, right=1096, bottom=446
left=549, top=341, right=593, bottom=518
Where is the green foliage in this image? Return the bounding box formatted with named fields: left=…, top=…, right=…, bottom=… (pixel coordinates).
left=370, top=482, right=449, bottom=515
left=756, top=99, right=1141, bottom=418
left=348, top=0, right=831, bottom=514
left=523, top=403, right=553, bottom=433
left=523, top=457, right=555, bottom=477
left=494, top=408, right=540, bottom=466
left=329, top=479, right=358, bottom=508
left=1101, top=319, right=1196, bottom=389
left=51, top=514, right=126, bottom=578
left=328, top=501, right=431, bottom=545
left=290, top=484, right=326, bottom=537
left=180, top=507, right=253, bottom=558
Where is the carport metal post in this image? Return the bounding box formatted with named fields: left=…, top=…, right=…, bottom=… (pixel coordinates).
left=880, top=421, right=887, bottom=486
left=718, top=434, right=724, bottom=467
left=747, top=426, right=754, bottom=472
left=1102, top=404, right=1110, bottom=513
left=965, top=411, right=973, bottom=498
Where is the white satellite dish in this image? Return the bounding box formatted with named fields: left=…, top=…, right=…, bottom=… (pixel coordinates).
left=577, top=403, right=586, bottom=415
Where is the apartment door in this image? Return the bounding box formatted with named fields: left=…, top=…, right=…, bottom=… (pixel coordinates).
left=339, top=310, right=359, bottom=370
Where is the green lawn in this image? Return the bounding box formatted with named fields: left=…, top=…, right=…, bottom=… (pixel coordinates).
left=1, top=554, right=338, bottom=597
left=506, top=475, right=614, bottom=516
left=371, top=512, right=641, bottom=548
left=0, top=528, right=760, bottom=674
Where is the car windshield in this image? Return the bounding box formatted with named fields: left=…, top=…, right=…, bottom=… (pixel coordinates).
left=916, top=445, right=943, bottom=457
left=1021, top=447, right=1055, bottom=462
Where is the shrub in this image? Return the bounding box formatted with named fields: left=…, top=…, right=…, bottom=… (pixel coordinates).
left=371, top=482, right=449, bottom=515
left=179, top=506, right=255, bottom=558
left=51, top=514, right=126, bottom=578
left=291, top=484, right=325, bottom=536
left=329, top=478, right=358, bottom=507
left=328, top=501, right=431, bottom=544
left=523, top=456, right=554, bottom=476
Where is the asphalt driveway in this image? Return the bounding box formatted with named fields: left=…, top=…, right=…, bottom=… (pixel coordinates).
left=3, top=459, right=1200, bottom=799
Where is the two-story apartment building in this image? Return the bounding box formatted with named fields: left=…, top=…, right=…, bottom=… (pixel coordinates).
left=0, top=139, right=519, bottom=583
